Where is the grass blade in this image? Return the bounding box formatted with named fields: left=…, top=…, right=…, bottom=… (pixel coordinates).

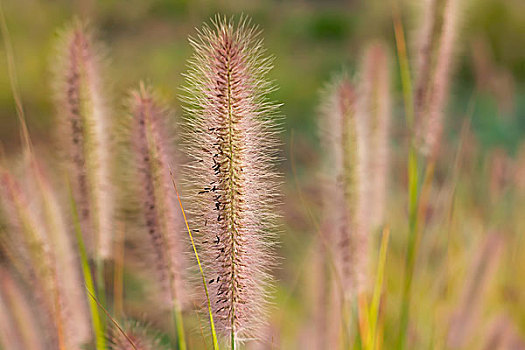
left=169, top=167, right=220, bottom=350
left=67, top=177, right=106, bottom=350
left=391, top=2, right=421, bottom=348
left=368, top=227, right=390, bottom=350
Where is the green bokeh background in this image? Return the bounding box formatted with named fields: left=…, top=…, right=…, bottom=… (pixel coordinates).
left=2, top=0, right=524, bottom=156
left=1, top=0, right=525, bottom=348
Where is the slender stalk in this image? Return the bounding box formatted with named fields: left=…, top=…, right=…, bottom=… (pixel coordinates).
left=170, top=170, right=220, bottom=350
left=95, top=257, right=106, bottom=332
left=367, top=227, right=390, bottom=350
left=0, top=1, right=31, bottom=152
left=392, top=2, right=422, bottom=348
left=113, top=222, right=125, bottom=319
left=173, top=306, right=187, bottom=350
left=68, top=178, right=106, bottom=350
left=85, top=289, right=139, bottom=350
left=392, top=1, right=414, bottom=130
left=398, top=149, right=420, bottom=350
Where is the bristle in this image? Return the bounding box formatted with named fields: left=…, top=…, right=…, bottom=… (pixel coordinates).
left=109, top=320, right=166, bottom=350
left=414, top=0, right=461, bottom=157
left=182, top=16, right=280, bottom=344
left=52, top=20, right=113, bottom=259
left=358, top=43, right=391, bottom=230
left=129, top=85, right=187, bottom=310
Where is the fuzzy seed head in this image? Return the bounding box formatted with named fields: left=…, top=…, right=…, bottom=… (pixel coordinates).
left=358, top=43, right=391, bottom=230
left=130, top=85, right=187, bottom=309
left=52, top=20, right=113, bottom=259
left=320, top=76, right=367, bottom=298
left=30, top=161, right=91, bottom=346
left=0, top=169, right=68, bottom=348
left=109, top=320, right=166, bottom=350
left=182, top=16, right=280, bottom=343
left=414, top=0, right=461, bottom=157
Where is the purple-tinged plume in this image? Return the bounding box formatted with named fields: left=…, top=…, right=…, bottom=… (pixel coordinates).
left=357, top=43, right=391, bottom=231
left=29, top=161, right=91, bottom=346
left=52, top=20, right=113, bottom=259
left=414, top=0, right=461, bottom=157
left=182, top=17, right=280, bottom=345
left=129, top=85, right=187, bottom=311
left=0, top=168, right=74, bottom=349
left=109, top=320, right=167, bottom=350
left=320, top=76, right=367, bottom=299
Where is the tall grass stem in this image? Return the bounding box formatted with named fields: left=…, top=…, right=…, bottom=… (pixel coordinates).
left=170, top=169, right=220, bottom=350
left=67, top=177, right=106, bottom=350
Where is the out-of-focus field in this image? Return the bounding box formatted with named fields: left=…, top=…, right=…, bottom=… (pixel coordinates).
left=1, top=0, right=525, bottom=348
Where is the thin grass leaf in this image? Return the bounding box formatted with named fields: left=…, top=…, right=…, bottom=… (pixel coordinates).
left=170, top=169, right=220, bottom=350
left=367, top=227, right=390, bottom=350
left=85, top=288, right=139, bottom=350
left=391, top=4, right=421, bottom=348
left=67, top=176, right=106, bottom=350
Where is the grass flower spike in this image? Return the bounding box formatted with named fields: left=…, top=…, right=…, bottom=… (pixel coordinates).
left=0, top=168, right=80, bottom=349
left=109, top=320, right=167, bottom=350
left=358, top=43, right=390, bottom=231
left=52, top=20, right=113, bottom=259
left=320, top=76, right=368, bottom=298
left=414, top=0, right=461, bottom=157
left=182, top=16, right=280, bottom=346
left=129, top=85, right=187, bottom=347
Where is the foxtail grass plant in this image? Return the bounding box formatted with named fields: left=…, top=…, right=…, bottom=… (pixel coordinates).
left=29, top=161, right=91, bottom=346
left=391, top=3, right=419, bottom=348
left=0, top=168, right=68, bottom=349
left=394, top=0, right=462, bottom=346
left=320, top=76, right=358, bottom=299
left=358, top=43, right=391, bottom=232
left=129, top=85, right=188, bottom=349
left=319, top=75, right=367, bottom=346
left=182, top=17, right=280, bottom=348
left=414, top=0, right=461, bottom=158
left=52, top=21, right=114, bottom=343
left=52, top=20, right=114, bottom=262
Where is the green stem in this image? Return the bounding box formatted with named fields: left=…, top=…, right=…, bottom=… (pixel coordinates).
left=225, top=57, right=238, bottom=350
left=95, top=257, right=107, bottom=336
left=170, top=172, right=220, bottom=350
left=391, top=2, right=423, bottom=348
left=368, top=227, right=390, bottom=350
left=173, top=305, right=187, bottom=350
left=68, top=181, right=106, bottom=350
left=398, top=148, right=420, bottom=350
